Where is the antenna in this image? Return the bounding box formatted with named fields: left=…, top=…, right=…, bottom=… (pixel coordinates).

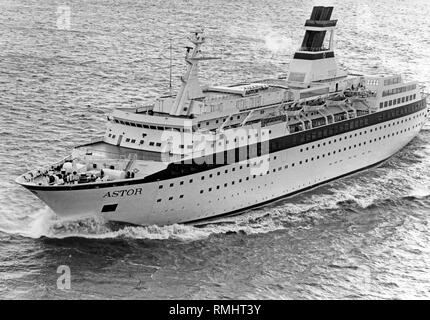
left=169, top=38, right=173, bottom=96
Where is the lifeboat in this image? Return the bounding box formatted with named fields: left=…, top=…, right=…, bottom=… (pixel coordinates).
left=326, top=94, right=347, bottom=107
left=285, top=103, right=303, bottom=117
left=303, top=99, right=326, bottom=112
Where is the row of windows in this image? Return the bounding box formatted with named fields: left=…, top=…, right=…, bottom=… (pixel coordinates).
left=143, top=100, right=426, bottom=183
left=114, top=114, right=245, bottom=132
left=158, top=163, right=255, bottom=189
left=299, top=111, right=426, bottom=152
left=113, top=119, right=190, bottom=132
left=155, top=118, right=425, bottom=202
left=235, top=96, right=262, bottom=110
left=287, top=101, right=424, bottom=148
left=107, top=134, right=162, bottom=147
left=114, top=104, right=324, bottom=135
left=383, top=77, right=401, bottom=86
left=109, top=129, right=276, bottom=151
left=366, top=79, right=379, bottom=86
left=382, top=84, right=416, bottom=97
left=197, top=102, right=323, bottom=129
left=178, top=130, right=274, bottom=149
left=197, top=115, right=240, bottom=128
left=157, top=194, right=184, bottom=202
left=157, top=111, right=426, bottom=190
left=380, top=94, right=416, bottom=109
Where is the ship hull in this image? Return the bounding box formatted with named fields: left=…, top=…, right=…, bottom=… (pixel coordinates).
left=19, top=108, right=428, bottom=226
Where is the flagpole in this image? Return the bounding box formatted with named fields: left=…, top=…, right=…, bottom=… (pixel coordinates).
left=169, top=38, right=172, bottom=96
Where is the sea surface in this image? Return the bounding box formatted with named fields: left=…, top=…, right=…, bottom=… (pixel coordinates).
left=0, top=0, right=430, bottom=299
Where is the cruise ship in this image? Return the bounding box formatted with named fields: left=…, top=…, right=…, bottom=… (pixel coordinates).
left=16, top=7, right=429, bottom=226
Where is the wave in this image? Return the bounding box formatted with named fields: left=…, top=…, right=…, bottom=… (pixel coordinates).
left=0, top=207, right=56, bottom=239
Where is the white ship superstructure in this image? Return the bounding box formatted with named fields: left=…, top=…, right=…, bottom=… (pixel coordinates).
left=16, top=7, right=429, bottom=226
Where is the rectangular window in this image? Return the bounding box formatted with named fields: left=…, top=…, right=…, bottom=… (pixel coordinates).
left=101, top=204, right=118, bottom=213
left=323, top=128, right=328, bottom=137
left=311, top=132, right=317, bottom=140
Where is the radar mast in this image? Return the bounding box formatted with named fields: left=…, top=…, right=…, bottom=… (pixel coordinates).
left=169, top=30, right=220, bottom=116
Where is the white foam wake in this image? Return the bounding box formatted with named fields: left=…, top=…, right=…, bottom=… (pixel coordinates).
left=0, top=203, right=287, bottom=241
left=42, top=210, right=286, bottom=241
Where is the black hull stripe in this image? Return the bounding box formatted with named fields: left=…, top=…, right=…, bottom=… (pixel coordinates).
left=293, top=51, right=335, bottom=60
left=22, top=99, right=427, bottom=191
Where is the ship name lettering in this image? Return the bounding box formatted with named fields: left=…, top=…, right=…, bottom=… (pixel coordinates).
left=102, top=188, right=143, bottom=198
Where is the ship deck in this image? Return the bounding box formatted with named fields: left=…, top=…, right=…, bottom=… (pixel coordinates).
left=16, top=141, right=170, bottom=187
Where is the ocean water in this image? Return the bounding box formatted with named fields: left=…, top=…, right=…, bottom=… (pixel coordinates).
left=0, top=0, right=430, bottom=299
